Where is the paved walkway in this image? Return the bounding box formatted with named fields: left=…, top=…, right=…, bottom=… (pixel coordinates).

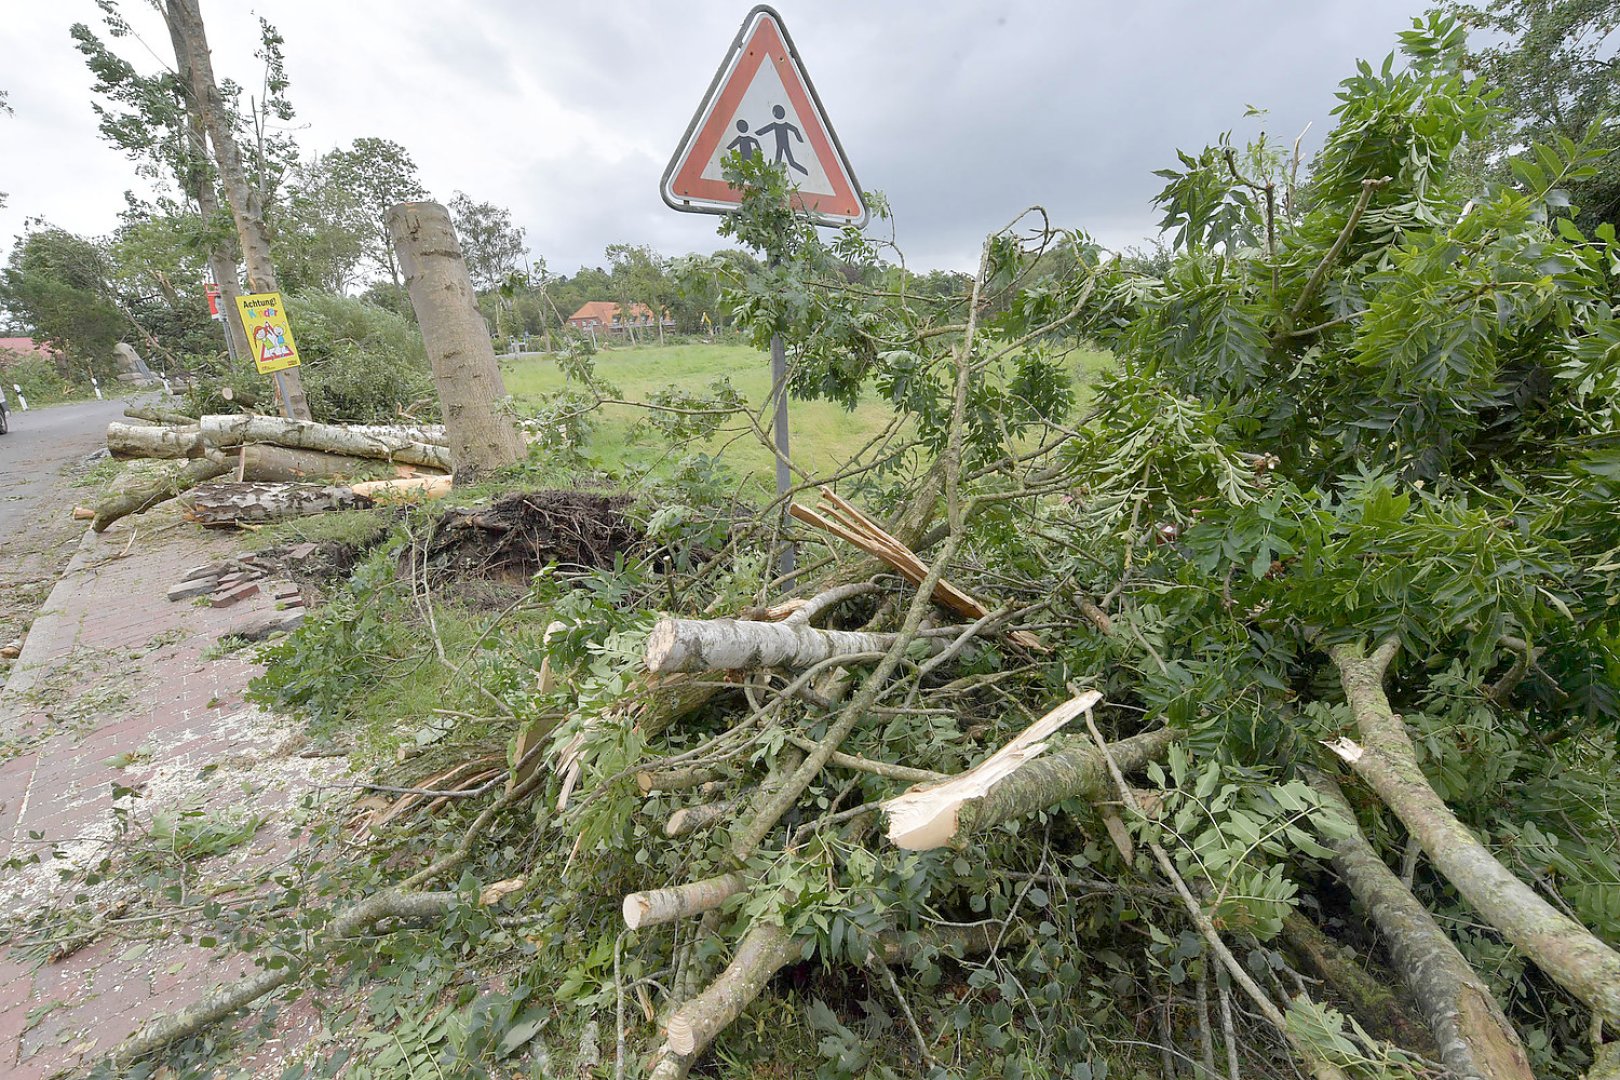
left=0, top=509, right=341, bottom=1077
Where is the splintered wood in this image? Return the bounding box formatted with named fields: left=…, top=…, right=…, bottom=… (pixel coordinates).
left=789, top=487, right=1045, bottom=652
left=882, top=690, right=1102, bottom=850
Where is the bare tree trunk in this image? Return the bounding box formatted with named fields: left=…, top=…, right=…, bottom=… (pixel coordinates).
left=162, top=6, right=250, bottom=366
left=107, top=422, right=205, bottom=459
left=236, top=443, right=424, bottom=483
left=644, top=616, right=954, bottom=674
left=1327, top=641, right=1620, bottom=1028
left=164, top=0, right=310, bottom=420
left=387, top=201, right=526, bottom=485
left=1304, top=770, right=1533, bottom=1080
left=92, top=457, right=232, bottom=532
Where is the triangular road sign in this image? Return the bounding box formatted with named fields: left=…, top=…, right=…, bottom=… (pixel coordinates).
left=662, top=5, right=867, bottom=227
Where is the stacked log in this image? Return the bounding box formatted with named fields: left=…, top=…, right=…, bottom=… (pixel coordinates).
left=93, top=412, right=453, bottom=532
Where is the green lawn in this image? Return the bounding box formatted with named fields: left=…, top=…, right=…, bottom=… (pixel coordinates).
left=499, top=340, right=1110, bottom=489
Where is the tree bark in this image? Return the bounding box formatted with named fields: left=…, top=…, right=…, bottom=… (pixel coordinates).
left=1303, top=770, right=1533, bottom=1080
left=883, top=724, right=1177, bottom=850
left=236, top=443, right=417, bottom=483
left=198, top=415, right=452, bottom=470
left=656, top=921, right=801, bottom=1072
left=181, top=481, right=373, bottom=527
left=1327, top=641, right=1620, bottom=1028
left=644, top=617, right=950, bottom=674
left=92, top=457, right=232, bottom=532
left=160, top=6, right=250, bottom=366
left=107, top=422, right=205, bottom=459
left=622, top=873, right=749, bottom=931
left=164, top=0, right=310, bottom=419
left=386, top=201, right=525, bottom=484
left=125, top=405, right=198, bottom=426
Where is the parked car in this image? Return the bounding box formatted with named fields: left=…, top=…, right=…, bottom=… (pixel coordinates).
left=0, top=393, right=8, bottom=435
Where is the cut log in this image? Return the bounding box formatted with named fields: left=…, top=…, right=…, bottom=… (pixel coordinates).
left=659, top=921, right=800, bottom=1065
left=883, top=691, right=1099, bottom=849
left=350, top=475, right=453, bottom=504
left=644, top=617, right=952, bottom=674
left=124, top=404, right=198, bottom=426
left=622, top=872, right=748, bottom=930
left=72, top=506, right=95, bottom=521
left=344, top=423, right=448, bottom=446
left=107, top=421, right=205, bottom=459
left=180, top=481, right=374, bottom=527
left=1326, top=641, right=1620, bottom=1028
left=884, top=717, right=1176, bottom=851
left=92, top=457, right=232, bottom=532
left=638, top=766, right=726, bottom=794
left=1303, top=770, right=1533, bottom=1080
left=664, top=798, right=741, bottom=838
left=235, top=443, right=430, bottom=483
left=197, top=415, right=452, bottom=471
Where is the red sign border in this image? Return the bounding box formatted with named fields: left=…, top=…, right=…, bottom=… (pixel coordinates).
left=661, top=5, right=867, bottom=227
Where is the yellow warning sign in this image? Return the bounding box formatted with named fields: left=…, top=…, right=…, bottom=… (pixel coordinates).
left=235, top=292, right=302, bottom=375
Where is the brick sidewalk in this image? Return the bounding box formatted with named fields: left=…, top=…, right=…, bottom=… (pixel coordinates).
left=0, top=509, right=342, bottom=1077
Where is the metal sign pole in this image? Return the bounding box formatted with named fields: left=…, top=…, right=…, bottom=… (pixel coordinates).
left=272, top=370, right=295, bottom=419
left=771, top=330, right=795, bottom=578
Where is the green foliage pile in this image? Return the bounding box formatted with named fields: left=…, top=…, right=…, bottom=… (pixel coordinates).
left=72, top=14, right=1620, bottom=1080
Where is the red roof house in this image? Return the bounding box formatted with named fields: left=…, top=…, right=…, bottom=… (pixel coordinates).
left=0, top=337, right=58, bottom=365
left=565, top=302, right=671, bottom=333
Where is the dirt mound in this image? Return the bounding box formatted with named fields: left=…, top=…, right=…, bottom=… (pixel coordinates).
left=418, top=490, right=641, bottom=585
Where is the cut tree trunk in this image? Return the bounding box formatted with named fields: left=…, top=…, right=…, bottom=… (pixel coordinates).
left=1327, top=641, right=1620, bottom=1028
left=92, top=457, right=232, bottom=533
left=181, top=481, right=374, bottom=527
left=387, top=201, right=526, bottom=484
left=644, top=617, right=951, bottom=674
left=107, top=422, right=205, bottom=460
left=1304, top=770, right=1532, bottom=1080
left=654, top=921, right=801, bottom=1078
left=198, top=415, right=451, bottom=471
left=343, top=423, right=448, bottom=446
left=622, top=872, right=748, bottom=931
left=884, top=723, right=1178, bottom=851
left=124, top=405, right=198, bottom=426
left=235, top=443, right=426, bottom=483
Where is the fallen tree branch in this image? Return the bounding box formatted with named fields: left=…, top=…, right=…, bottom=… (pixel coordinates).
left=1325, top=641, right=1620, bottom=1028
left=92, top=456, right=232, bottom=532
left=644, top=616, right=954, bottom=674
left=1302, top=768, right=1533, bottom=1080
left=623, top=873, right=749, bottom=931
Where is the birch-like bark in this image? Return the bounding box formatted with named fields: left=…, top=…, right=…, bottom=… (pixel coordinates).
left=199, top=415, right=452, bottom=470
left=107, top=422, right=205, bottom=459
left=1305, top=770, right=1533, bottom=1080
left=1327, top=641, right=1620, bottom=1028
left=622, top=873, right=748, bottom=931
left=645, top=617, right=948, bottom=674
left=181, top=481, right=373, bottom=527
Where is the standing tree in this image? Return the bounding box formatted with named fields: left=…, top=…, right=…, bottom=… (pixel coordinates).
left=0, top=226, right=125, bottom=377
left=387, top=201, right=525, bottom=483
left=325, top=137, right=427, bottom=293
left=162, top=0, right=310, bottom=419
left=448, top=192, right=527, bottom=292
left=606, top=242, right=672, bottom=346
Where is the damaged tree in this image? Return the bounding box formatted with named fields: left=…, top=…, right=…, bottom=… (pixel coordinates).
left=98, top=18, right=1620, bottom=1080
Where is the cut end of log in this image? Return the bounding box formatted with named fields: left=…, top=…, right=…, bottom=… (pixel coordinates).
left=623, top=894, right=651, bottom=930
left=71, top=506, right=94, bottom=520
left=665, top=1017, right=698, bottom=1058
left=1323, top=737, right=1363, bottom=764
left=636, top=771, right=655, bottom=795
left=645, top=618, right=681, bottom=674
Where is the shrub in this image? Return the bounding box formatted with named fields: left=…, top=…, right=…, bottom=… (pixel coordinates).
left=181, top=291, right=439, bottom=423
left=0, top=352, right=85, bottom=406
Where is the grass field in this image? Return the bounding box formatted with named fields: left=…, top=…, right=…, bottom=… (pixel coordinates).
left=500, top=340, right=1110, bottom=488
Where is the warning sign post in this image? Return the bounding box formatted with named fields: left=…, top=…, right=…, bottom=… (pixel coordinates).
left=663, top=5, right=866, bottom=575
left=235, top=292, right=302, bottom=376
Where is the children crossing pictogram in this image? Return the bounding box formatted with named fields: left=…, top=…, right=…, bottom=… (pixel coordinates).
left=662, top=6, right=866, bottom=226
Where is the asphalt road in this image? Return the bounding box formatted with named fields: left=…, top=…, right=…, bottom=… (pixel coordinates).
left=0, top=396, right=131, bottom=552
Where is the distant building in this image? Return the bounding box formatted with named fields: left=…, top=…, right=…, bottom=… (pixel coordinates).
left=0, top=337, right=58, bottom=365
left=565, top=302, right=673, bottom=334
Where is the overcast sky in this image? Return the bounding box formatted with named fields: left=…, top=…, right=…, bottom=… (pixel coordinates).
left=3, top=1, right=1435, bottom=279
